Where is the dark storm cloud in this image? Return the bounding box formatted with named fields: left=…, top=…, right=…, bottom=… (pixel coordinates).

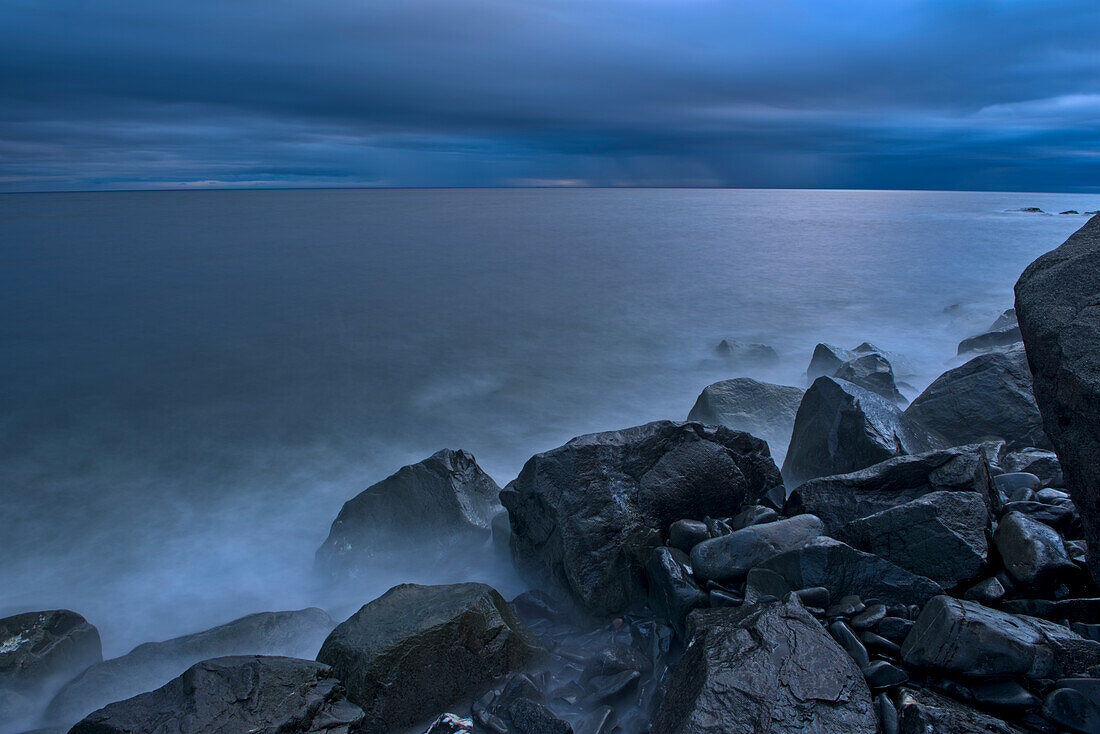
left=1, top=0, right=1098, bottom=190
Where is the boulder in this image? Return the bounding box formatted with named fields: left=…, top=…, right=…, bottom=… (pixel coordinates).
left=903, top=348, right=1048, bottom=451
left=0, top=610, right=101, bottom=698
left=786, top=445, right=999, bottom=532
left=992, top=511, right=1075, bottom=586
left=500, top=421, right=782, bottom=615
left=1014, top=214, right=1100, bottom=581
left=834, top=353, right=907, bottom=404
left=782, top=377, right=943, bottom=486
left=896, top=687, right=1025, bottom=733
left=900, top=595, right=1100, bottom=679
left=46, top=607, right=334, bottom=727
left=833, top=491, right=988, bottom=588
left=713, top=340, right=780, bottom=368
left=689, top=514, right=825, bottom=582
left=651, top=600, right=877, bottom=734
left=316, top=583, right=538, bottom=732
left=316, top=449, right=501, bottom=579
left=68, top=655, right=364, bottom=734
left=687, top=378, right=804, bottom=462
left=806, top=343, right=855, bottom=381
left=759, top=537, right=943, bottom=607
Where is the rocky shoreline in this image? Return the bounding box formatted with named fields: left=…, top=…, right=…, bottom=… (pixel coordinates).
left=3, top=215, right=1100, bottom=733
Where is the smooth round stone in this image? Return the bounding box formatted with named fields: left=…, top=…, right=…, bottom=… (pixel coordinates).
left=852, top=603, right=887, bottom=630
left=994, top=472, right=1042, bottom=501
left=875, top=692, right=899, bottom=734
left=862, top=660, right=907, bottom=690
left=1036, top=488, right=1071, bottom=504
left=827, top=595, right=865, bottom=617
left=860, top=630, right=900, bottom=656
left=794, top=587, right=830, bottom=610
left=970, top=679, right=1039, bottom=711
left=828, top=620, right=869, bottom=668
left=668, top=519, right=709, bottom=554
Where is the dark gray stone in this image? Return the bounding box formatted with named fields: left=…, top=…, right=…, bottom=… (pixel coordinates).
left=851, top=604, right=887, bottom=631
left=900, top=595, right=1100, bottom=679
left=787, top=444, right=999, bottom=532
left=834, top=491, right=988, bottom=588
left=687, top=378, right=804, bottom=463
left=958, top=325, right=1023, bottom=355
left=806, top=343, right=855, bottom=381
left=782, top=377, right=944, bottom=485
left=729, top=505, right=779, bottom=530
left=759, top=537, right=943, bottom=607
left=1015, top=214, right=1100, bottom=581
left=897, top=687, right=1026, bottom=733
left=651, top=600, right=877, bottom=734
left=862, top=660, right=907, bottom=689
left=963, top=577, right=1006, bottom=604
left=829, top=620, right=870, bottom=668
left=713, top=340, right=780, bottom=368
left=742, top=567, right=792, bottom=606
left=500, top=421, right=782, bottom=615
left=316, top=583, right=538, bottom=731
left=835, top=353, right=907, bottom=404
left=47, top=607, right=334, bottom=728
left=1002, top=448, right=1063, bottom=488
left=877, top=617, right=914, bottom=640
left=1043, top=686, right=1100, bottom=734
left=876, top=692, right=899, bottom=734
left=689, top=514, right=824, bottom=582
left=999, top=500, right=1075, bottom=532
left=995, top=472, right=1042, bottom=503
left=646, top=547, right=707, bottom=638
left=0, top=610, right=101, bottom=700
left=969, top=679, right=1039, bottom=712
left=69, top=656, right=364, bottom=734
left=993, top=511, right=1075, bottom=586
left=316, top=449, right=501, bottom=579
left=667, top=519, right=709, bottom=554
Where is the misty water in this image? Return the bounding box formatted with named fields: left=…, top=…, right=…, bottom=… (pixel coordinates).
left=2, top=187, right=1098, bottom=663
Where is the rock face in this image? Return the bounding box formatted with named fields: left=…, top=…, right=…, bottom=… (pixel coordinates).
left=651, top=599, right=877, bottom=734
left=834, top=491, right=988, bottom=589
left=834, top=353, right=907, bottom=404
left=903, top=348, right=1048, bottom=451
left=501, top=421, right=783, bottom=615
left=316, top=583, right=538, bottom=732
left=689, top=514, right=825, bottom=582
left=786, top=445, right=999, bottom=532
left=46, top=607, right=334, bottom=727
left=1015, top=214, right=1100, bottom=581
left=687, top=378, right=804, bottom=462
left=901, top=596, right=1100, bottom=679
left=316, top=449, right=501, bottom=579
left=69, top=655, right=364, bottom=734
left=759, top=537, right=942, bottom=608
left=782, top=377, right=943, bottom=486
left=0, top=610, right=101, bottom=699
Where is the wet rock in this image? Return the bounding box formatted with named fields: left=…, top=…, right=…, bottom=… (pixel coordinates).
left=851, top=604, right=887, bottom=631
left=794, top=586, right=830, bottom=609
left=835, top=491, right=988, bottom=588
left=316, top=583, right=538, bottom=731
left=863, top=660, right=907, bottom=689
left=729, top=504, right=779, bottom=530
left=760, top=537, right=943, bottom=607
left=958, top=325, right=1023, bottom=355
left=713, top=340, right=780, bottom=368
left=425, top=713, right=475, bottom=734
left=905, top=348, right=1048, bottom=451
left=900, top=595, right=1100, bottom=679
left=993, top=511, right=1075, bottom=586
left=689, top=514, right=825, bottom=582
left=646, top=547, right=707, bottom=637
left=995, top=472, right=1042, bottom=503
left=687, top=378, right=804, bottom=463
left=787, top=444, right=999, bottom=532
left=829, top=620, right=870, bottom=668
left=876, top=693, right=899, bottom=734
left=742, top=567, right=792, bottom=606
left=806, top=343, right=855, bottom=381
left=68, top=656, right=364, bottom=734
left=1015, top=214, right=1100, bottom=581
left=581, top=643, right=651, bottom=682
left=835, top=352, right=907, bottom=404
left=1042, top=680, right=1100, bottom=734
left=501, top=421, right=782, bottom=615
left=46, top=607, right=334, bottom=727
left=782, top=377, right=943, bottom=485
left=897, top=687, right=1026, bottom=733
left=969, top=678, right=1039, bottom=712
left=652, top=599, right=877, bottom=734
left=1002, top=448, right=1063, bottom=487
left=828, top=595, right=866, bottom=617
left=667, top=519, right=709, bottom=554
left=860, top=630, right=900, bottom=656
left=963, top=577, right=1006, bottom=604
left=877, top=617, right=914, bottom=640
left=316, top=449, right=501, bottom=579
left=999, top=500, right=1075, bottom=532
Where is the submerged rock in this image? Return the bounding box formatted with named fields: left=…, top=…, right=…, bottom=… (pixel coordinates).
left=651, top=600, right=877, bottom=734
left=501, top=421, right=782, bottom=615
left=834, top=352, right=907, bottom=404
left=316, top=583, right=538, bottom=732
left=69, top=655, right=364, bottom=734
left=689, top=514, right=825, bottom=582
left=1015, top=213, right=1100, bottom=581
left=316, top=449, right=501, bottom=579
left=687, top=378, right=803, bottom=462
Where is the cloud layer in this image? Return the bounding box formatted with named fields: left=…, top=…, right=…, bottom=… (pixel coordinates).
left=2, top=0, right=1099, bottom=191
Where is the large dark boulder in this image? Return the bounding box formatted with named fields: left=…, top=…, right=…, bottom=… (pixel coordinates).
left=687, top=378, right=804, bottom=462
left=786, top=445, right=999, bottom=532
left=316, top=583, right=538, bottom=732
left=689, top=514, right=825, bottom=582
left=500, top=421, right=783, bottom=615
left=834, top=491, right=988, bottom=589
left=904, top=348, right=1048, bottom=451
left=316, top=449, right=501, bottom=579
left=46, top=608, right=334, bottom=727
left=651, top=599, right=877, bottom=734
left=782, top=377, right=943, bottom=486
left=758, top=537, right=942, bottom=608
left=69, top=655, right=364, bottom=734
left=1015, top=214, right=1100, bottom=581
left=834, top=353, right=907, bottom=404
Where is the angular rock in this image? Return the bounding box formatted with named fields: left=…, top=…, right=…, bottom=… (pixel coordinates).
left=1001, top=448, right=1063, bottom=488
left=900, top=595, right=1100, bottom=679
left=68, top=655, right=364, bottom=734
left=651, top=600, right=877, bottom=734
left=806, top=343, right=855, bottom=381
left=687, top=378, right=804, bottom=462
left=834, top=353, right=907, bottom=404
left=834, top=491, right=988, bottom=588
left=759, top=537, right=943, bottom=607
left=317, top=583, right=538, bottom=731
left=316, top=449, right=501, bottom=579
left=0, top=609, right=100, bottom=700
left=689, top=514, right=825, bottom=582
left=787, top=444, right=999, bottom=532
left=958, top=326, right=1023, bottom=355
left=645, top=547, right=706, bottom=638
left=963, top=577, right=1006, bottom=604
left=993, top=511, right=1075, bottom=586
left=896, top=687, right=1026, bottom=733
left=1015, top=214, right=1100, bottom=581
left=500, top=421, right=782, bottom=615
left=46, top=607, right=334, bottom=727
left=904, top=348, right=1048, bottom=451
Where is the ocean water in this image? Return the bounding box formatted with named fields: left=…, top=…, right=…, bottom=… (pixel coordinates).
left=1, top=188, right=1097, bottom=658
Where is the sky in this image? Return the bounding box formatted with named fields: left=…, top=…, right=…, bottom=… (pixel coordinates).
left=1, top=0, right=1099, bottom=192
